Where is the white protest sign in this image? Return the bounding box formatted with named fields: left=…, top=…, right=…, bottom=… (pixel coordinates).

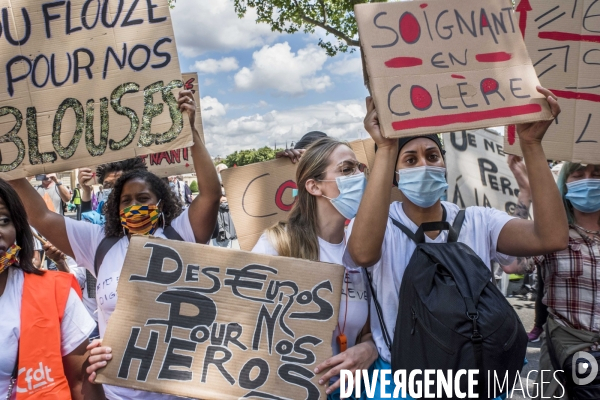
left=445, top=129, right=522, bottom=214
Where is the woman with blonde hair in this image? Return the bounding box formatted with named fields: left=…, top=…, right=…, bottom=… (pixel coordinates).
left=252, top=137, right=378, bottom=399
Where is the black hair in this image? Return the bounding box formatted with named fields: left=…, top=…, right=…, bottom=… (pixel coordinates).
left=104, top=170, right=183, bottom=238
left=294, top=131, right=328, bottom=150
left=96, top=157, right=148, bottom=185
left=375, top=134, right=446, bottom=186
left=0, top=179, right=42, bottom=275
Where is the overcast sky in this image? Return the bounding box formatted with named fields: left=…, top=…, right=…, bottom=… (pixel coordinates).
left=170, top=0, right=370, bottom=158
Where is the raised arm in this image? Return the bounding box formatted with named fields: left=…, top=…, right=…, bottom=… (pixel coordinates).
left=78, top=168, right=94, bottom=202
left=9, top=178, right=73, bottom=257
left=347, top=97, right=398, bottom=267
left=497, top=87, right=569, bottom=257
left=501, top=155, right=535, bottom=274
left=47, top=174, right=72, bottom=203
left=178, top=90, right=221, bottom=244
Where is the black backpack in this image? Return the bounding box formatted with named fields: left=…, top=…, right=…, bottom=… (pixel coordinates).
left=368, top=210, right=527, bottom=399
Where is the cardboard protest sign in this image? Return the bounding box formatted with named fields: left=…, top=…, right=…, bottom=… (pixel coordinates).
left=503, top=0, right=600, bottom=163
left=445, top=129, right=522, bottom=214
left=139, top=72, right=202, bottom=177
left=221, top=158, right=298, bottom=251
left=97, top=236, right=343, bottom=400
left=355, top=0, right=553, bottom=139
left=0, top=0, right=193, bottom=179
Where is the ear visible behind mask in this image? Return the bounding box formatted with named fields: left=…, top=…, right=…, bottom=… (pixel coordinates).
left=322, top=173, right=366, bottom=219
left=565, top=179, right=600, bottom=213
left=397, top=166, right=448, bottom=208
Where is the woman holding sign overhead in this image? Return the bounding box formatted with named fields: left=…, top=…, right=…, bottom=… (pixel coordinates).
left=9, top=90, right=221, bottom=400
left=345, top=88, right=568, bottom=397
left=251, top=137, right=381, bottom=400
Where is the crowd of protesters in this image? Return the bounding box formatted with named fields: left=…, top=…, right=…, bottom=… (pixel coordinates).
left=0, top=84, right=598, bottom=400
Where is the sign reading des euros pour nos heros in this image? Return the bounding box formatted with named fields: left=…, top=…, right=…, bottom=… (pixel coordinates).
left=0, top=0, right=193, bottom=179
left=355, top=0, right=553, bottom=139
left=96, top=237, right=344, bottom=400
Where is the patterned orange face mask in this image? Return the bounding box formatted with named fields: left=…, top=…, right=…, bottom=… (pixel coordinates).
left=0, top=244, right=20, bottom=275
left=119, top=202, right=161, bottom=235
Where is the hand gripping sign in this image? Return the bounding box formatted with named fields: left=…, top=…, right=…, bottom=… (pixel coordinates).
left=138, top=72, right=203, bottom=177
left=355, top=0, right=553, bottom=139
left=0, top=0, right=193, bottom=179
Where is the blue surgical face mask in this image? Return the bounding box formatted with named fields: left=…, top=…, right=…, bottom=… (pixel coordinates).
left=565, top=179, right=600, bottom=213
left=321, top=172, right=366, bottom=219
left=397, top=166, right=448, bottom=208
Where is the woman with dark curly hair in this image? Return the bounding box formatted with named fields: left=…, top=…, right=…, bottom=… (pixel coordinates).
left=0, top=178, right=103, bottom=399
left=9, top=90, right=221, bottom=400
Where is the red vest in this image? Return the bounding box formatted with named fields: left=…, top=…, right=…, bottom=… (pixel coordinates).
left=16, top=271, right=81, bottom=399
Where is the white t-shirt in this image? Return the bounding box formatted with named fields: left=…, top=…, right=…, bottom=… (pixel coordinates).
left=0, top=267, right=96, bottom=397
left=252, top=234, right=369, bottom=355
left=65, top=208, right=195, bottom=400
left=71, top=264, right=97, bottom=322
left=343, top=201, right=515, bottom=363
left=36, top=184, right=64, bottom=215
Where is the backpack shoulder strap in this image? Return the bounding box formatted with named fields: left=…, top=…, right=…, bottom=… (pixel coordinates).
left=390, top=205, right=448, bottom=244
left=448, top=209, right=466, bottom=243
left=163, top=226, right=184, bottom=241
left=94, top=236, right=120, bottom=277
left=390, top=218, right=418, bottom=243
left=93, top=227, right=183, bottom=277
left=365, top=270, right=392, bottom=351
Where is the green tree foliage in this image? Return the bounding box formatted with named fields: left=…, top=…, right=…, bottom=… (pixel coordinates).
left=223, top=146, right=284, bottom=167
left=233, top=0, right=388, bottom=56
left=189, top=180, right=198, bottom=193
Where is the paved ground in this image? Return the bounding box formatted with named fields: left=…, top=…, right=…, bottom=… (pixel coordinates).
left=506, top=280, right=540, bottom=400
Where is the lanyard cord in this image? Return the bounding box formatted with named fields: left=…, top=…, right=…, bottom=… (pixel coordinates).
left=337, top=273, right=349, bottom=334
left=337, top=232, right=350, bottom=335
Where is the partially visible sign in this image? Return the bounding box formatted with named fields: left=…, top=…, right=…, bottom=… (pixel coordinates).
left=503, top=0, right=600, bottom=163
left=445, top=129, right=521, bottom=214
left=221, top=158, right=298, bottom=251
left=0, top=0, right=192, bottom=179
left=139, top=147, right=193, bottom=177
left=97, top=237, right=343, bottom=400
left=355, top=0, right=552, bottom=139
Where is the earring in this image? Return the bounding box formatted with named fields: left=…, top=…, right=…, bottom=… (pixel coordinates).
left=161, top=213, right=165, bottom=230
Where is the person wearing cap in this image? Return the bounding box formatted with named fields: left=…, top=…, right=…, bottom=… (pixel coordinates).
left=345, top=89, right=568, bottom=396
